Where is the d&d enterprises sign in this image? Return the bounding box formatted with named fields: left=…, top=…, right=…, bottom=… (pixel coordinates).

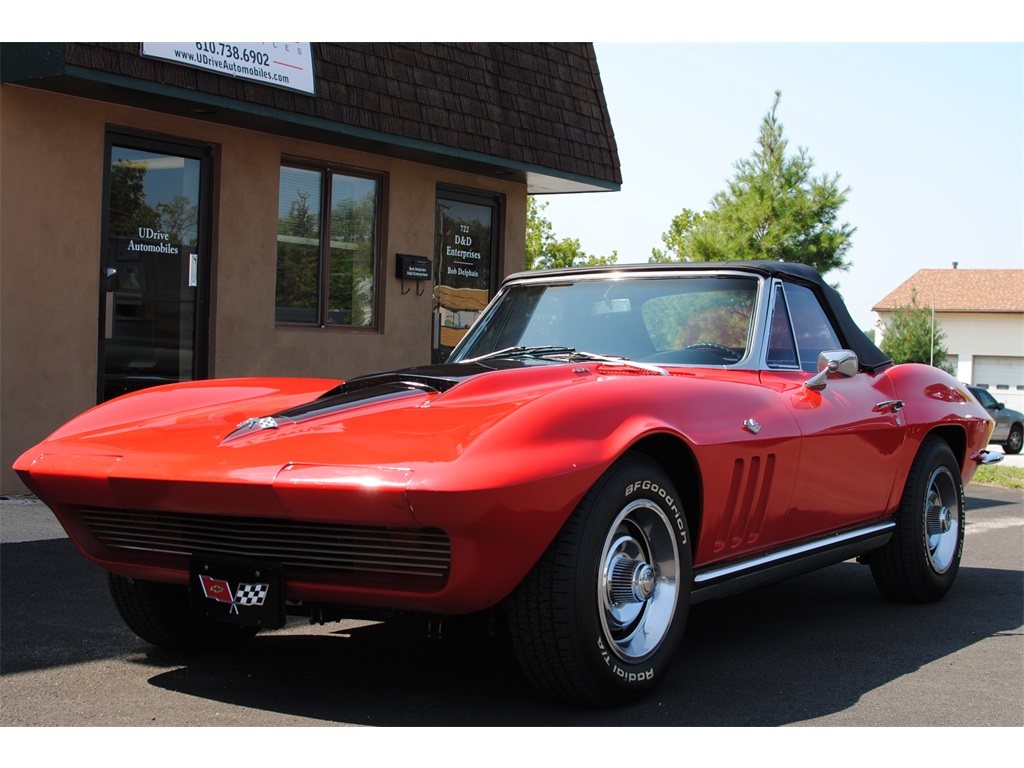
left=142, top=43, right=315, bottom=95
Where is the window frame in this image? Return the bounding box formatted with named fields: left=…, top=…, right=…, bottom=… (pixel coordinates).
left=275, top=157, right=387, bottom=331
left=765, top=282, right=801, bottom=371
left=764, top=280, right=844, bottom=373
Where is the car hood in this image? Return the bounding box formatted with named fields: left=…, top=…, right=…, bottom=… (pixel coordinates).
left=15, top=359, right=628, bottom=503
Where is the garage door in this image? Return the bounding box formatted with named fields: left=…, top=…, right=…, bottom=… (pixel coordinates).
left=974, top=356, right=1024, bottom=411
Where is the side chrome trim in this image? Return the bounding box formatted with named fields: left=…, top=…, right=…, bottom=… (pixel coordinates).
left=691, top=521, right=895, bottom=605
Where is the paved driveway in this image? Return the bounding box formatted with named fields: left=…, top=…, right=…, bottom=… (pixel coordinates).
left=2, top=484, right=1021, bottom=731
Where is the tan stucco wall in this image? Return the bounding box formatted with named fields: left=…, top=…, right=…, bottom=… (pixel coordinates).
left=1, top=84, right=526, bottom=493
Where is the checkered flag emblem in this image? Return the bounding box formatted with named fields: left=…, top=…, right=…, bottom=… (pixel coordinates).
left=234, top=582, right=269, bottom=607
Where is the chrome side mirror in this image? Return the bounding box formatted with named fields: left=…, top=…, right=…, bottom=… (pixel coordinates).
left=804, top=349, right=858, bottom=391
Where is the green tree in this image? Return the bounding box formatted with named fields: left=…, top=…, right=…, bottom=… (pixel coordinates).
left=651, top=91, right=855, bottom=279
left=157, top=195, right=198, bottom=246
left=526, top=196, right=617, bottom=270
left=879, top=289, right=950, bottom=370
left=108, top=160, right=159, bottom=237
left=276, top=190, right=320, bottom=313
left=328, top=189, right=377, bottom=326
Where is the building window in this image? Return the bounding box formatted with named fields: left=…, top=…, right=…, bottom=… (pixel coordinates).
left=276, top=162, right=382, bottom=328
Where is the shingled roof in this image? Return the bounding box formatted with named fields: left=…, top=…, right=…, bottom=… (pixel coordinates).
left=2, top=42, right=620, bottom=194
left=873, top=269, right=1024, bottom=314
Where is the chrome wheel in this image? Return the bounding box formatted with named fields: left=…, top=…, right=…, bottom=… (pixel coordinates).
left=923, top=466, right=960, bottom=574
left=507, top=453, right=691, bottom=705
left=598, top=499, right=680, bottom=662
left=870, top=437, right=964, bottom=603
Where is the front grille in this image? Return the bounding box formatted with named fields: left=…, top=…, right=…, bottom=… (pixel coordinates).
left=79, top=507, right=451, bottom=584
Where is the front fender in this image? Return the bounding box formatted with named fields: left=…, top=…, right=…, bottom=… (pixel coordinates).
left=409, top=368, right=805, bottom=585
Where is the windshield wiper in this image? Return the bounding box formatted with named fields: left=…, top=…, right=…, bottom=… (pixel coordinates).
left=567, top=351, right=669, bottom=376
left=462, top=345, right=577, bottom=363
left=463, top=347, right=669, bottom=376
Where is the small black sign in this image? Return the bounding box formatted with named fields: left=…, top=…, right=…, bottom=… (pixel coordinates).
left=190, top=553, right=285, bottom=628
left=396, top=253, right=432, bottom=281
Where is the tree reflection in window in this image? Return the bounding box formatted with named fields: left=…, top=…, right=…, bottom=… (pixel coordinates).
left=276, top=165, right=380, bottom=327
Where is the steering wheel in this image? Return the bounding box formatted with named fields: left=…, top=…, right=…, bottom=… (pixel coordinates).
left=681, top=343, right=736, bottom=360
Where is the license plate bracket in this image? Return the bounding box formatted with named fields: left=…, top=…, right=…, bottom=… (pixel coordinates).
left=189, top=553, right=285, bottom=629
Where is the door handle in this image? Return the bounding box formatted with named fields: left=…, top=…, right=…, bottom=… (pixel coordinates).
left=874, top=400, right=905, bottom=413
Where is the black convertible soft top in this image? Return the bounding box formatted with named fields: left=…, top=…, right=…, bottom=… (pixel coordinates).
left=503, top=260, right=893, bottom=373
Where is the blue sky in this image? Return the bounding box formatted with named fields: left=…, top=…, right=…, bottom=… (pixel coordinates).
left=539, top=42, right=1024, bottom=331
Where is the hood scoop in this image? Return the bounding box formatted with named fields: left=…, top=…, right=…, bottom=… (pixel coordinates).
left=221, top=361, right=535, bottom=445
left=221, top=379, right=439, bottom=445
left=338, top=360, right=531, bottom=393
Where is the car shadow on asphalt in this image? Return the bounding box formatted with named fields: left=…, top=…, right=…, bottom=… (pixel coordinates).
left=3, top=528, right=1021, bottom=726
left=1, top=538, right=141, bottom=673
left=137, top=561, right=1020, bottom=726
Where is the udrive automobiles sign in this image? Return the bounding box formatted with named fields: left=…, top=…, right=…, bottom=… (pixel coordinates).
left=142, top=42, right=315, bottom=95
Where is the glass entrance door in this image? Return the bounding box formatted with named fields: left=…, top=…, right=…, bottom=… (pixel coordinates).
left=100, top=137, right=211, bottom=401
left=433, top=191, right=499, bottom=363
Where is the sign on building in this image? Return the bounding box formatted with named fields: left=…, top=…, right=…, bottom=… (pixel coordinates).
left=142, top=43, right=314, bottom=95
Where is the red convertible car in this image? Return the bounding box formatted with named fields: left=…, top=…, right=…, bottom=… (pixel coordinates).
left=14, top=261, right=1000, bottom=706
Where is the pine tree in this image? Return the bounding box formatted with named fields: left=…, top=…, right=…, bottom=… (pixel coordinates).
left=652, top=91, right=855, bottom=280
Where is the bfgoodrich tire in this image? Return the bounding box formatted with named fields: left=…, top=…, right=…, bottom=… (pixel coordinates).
left=109, top=574, right=259, bottom=651
left=869, top=437, right=965, bottom=603
left=507, top=453, right=692, bottom=706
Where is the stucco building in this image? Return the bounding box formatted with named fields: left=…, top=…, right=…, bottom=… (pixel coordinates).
left=0, top=42, right=621, bottom=493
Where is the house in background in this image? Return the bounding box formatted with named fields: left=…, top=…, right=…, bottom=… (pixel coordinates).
left=873, top=267, right=1024, bottom=411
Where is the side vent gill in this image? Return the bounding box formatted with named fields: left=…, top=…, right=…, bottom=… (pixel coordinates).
left=714, top=454, right=776, bottom=554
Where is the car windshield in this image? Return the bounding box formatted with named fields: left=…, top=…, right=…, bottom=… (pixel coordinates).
left=450, top=275, right=759, bottom=366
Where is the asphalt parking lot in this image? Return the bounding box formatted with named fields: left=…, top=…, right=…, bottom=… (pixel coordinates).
left=1, top=478, right=1021, bottom=731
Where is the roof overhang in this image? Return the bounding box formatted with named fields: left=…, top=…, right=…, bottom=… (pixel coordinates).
left=2, top=47, right=618, bottom=195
